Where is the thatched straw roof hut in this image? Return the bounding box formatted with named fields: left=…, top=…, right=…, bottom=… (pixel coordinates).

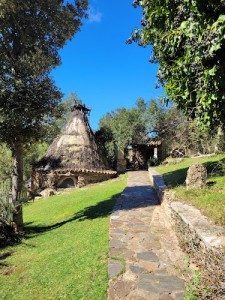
left=32, top=103, right=116, bottom=192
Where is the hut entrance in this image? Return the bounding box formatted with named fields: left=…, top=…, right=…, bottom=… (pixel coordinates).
left=58, top=178, right=76, bottom=188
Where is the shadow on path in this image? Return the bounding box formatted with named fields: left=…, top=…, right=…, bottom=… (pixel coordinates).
left=115, top=185, right=159, bottom=210
left=0, top=252, right=12, bottom=267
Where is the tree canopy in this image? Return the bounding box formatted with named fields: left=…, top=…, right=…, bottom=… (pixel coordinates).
left=97, top=98, right=149, bottom=148
left=130, top=0, right=225, bottom=128
left=0, top=0, right=88, bottom=148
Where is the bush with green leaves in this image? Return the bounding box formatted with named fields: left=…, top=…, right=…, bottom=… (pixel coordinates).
left=131, top=0, right=225, bottom=129
left=0, top=196, right=14, bottom=225
left=147, top=157, right=159, bottom=167
left=0, top=195, right=18, bottom=245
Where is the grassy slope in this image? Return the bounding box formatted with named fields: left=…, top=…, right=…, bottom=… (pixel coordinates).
left=0, top=175, right=127, bottom=300
left=155, top=155, right=225, bottom=225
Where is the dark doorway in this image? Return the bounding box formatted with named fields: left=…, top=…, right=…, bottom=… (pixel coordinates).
left=58, top=178, right=75, bottom=188
left=146, top=148, right=154, bottom=160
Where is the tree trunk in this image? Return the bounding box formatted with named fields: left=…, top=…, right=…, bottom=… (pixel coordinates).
left=214, top=125, right=225, bottom=154
left=11, top=141, right=24, bottom=232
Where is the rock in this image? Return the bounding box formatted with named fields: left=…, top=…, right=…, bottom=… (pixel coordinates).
left=129, top=265, right=146, bottom=274
left=40, top=188, right=56, bottom=198
left=108, top=259, right=124, bottom=279
left=137, top=252, right=159, bottom=262
left=139, top=273, right=184, bottom=293
left=108, top=284, right=115, bottom=300
left=173, top=291, right=185, bottom=300
left=186, top=163, right=207, bottom=190
left=159, top=293, right=174, bottom=300
left=113, top=280, right=136, bottom=298
left=139, top=261, right=159, bottom=273
left=138, top=281, right=160, bottom=295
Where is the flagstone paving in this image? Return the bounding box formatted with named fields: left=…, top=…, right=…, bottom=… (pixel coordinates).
left=108, top=171, right=187, bottom=300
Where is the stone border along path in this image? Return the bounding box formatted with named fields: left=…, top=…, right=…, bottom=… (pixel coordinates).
left=108, top=171, right=187, bottom=300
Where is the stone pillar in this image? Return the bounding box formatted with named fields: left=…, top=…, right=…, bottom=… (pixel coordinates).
left=47, top=172, right=56, bottom=189
left=186, top=163, right=207, bottom=190
left=77, top=175, right=87, bottom=188
left=116, top=149, right=127, bottom=173
left=154, top=147, right=158, bottom=159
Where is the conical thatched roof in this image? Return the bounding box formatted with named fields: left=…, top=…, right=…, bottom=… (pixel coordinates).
left=38, top=103, right=111, bottom=171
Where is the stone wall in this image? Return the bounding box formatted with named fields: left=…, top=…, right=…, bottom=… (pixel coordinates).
left=148, top=167, right=167, bottom=202
left=32, top=169, right=116, bottom=192
left=31, top=170, right=58, bottom=192
left=148, top=167, right=225, bottom=299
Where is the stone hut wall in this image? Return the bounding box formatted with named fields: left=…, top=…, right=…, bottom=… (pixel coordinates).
left=31, top=169, right=116, bottom=192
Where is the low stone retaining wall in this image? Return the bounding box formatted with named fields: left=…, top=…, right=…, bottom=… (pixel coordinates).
left=148, top=167, right=225, bottom=298
left=148, top=167, right=167, bottom=203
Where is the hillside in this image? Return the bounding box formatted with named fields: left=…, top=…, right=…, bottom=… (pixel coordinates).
left=155, top=154, right=225, bottom=225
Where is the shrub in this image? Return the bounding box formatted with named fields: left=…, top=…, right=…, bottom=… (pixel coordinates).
left=0, top=196, right=19, bottom=246
left=147, top=157, right=159, bottom=167
left=211, top=158, right=225, bottom=176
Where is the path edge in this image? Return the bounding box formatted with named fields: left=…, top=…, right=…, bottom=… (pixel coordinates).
left=148, top=167, right=225, bottom=296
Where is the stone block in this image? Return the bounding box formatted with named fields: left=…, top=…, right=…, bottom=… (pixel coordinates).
left=40, top=188, right=56, bottom=198
left=186, top=163, right=207, bottom=190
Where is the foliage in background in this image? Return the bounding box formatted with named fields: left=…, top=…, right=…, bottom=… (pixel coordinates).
left=131, top=0, right=225, bottom=129
left=0, top=195, right=19, bottom=245
left=98, top=98, right=149, bottom=148
left=96, top=98, right=216, bottom=166
left=0, top=144, right=13, bottom=195
left=0, top=196, right=14, bottom=226
left=95, top=98, right=150, bottom=167
left=95, top=127, right=116, bottom=168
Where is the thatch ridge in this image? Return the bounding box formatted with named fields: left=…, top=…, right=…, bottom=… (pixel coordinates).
left=38, top=107, right=112, bottom=171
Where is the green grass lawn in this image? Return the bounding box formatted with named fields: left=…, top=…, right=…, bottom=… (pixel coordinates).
left=0, top=175, right=127, bottom=300
left=155, top=155, right=225, bottom=226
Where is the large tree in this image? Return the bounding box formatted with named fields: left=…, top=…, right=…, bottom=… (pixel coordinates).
left=0, top=1, right=88, bottom=230
left=98, top=98, right=149, bottom=146
left=130, top=0, right=225, bottom=129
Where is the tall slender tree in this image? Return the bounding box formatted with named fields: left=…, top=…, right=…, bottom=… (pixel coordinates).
left=0, top=0, right=88, bottom=230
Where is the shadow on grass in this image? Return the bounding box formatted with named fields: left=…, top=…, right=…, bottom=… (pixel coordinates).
left=24, top=192, right=121, bottom=238
left=162, top=167, right=188, bottom=188
left=24, top=185, right=159, bottom=238
left=0, top=252, right=12, bottom=267
left=160, top=158, right=225, bottom=188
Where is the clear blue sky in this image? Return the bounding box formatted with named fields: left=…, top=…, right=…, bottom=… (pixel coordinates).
left=51, top=0, right=164, bottom=130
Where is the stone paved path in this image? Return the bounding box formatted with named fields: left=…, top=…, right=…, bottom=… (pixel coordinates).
left=108, top=171, right=187, bottom=300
